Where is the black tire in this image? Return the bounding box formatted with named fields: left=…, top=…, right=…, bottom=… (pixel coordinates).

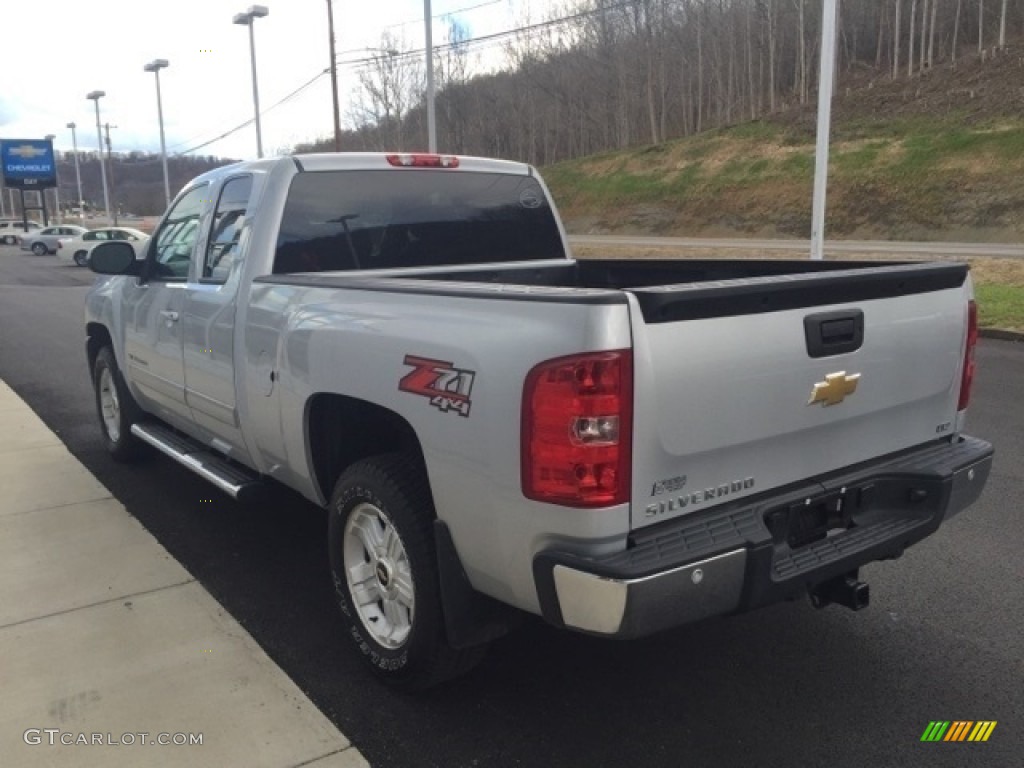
left=328, top=453, right=485, bottom=689
left=74, top=250, right=89, bottom=267
left=92, top=346, right=149, bottom=462
left=31, top=242, right=48, bottom=256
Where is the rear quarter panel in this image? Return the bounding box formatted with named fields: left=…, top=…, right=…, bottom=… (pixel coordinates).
left=242, top=284, right=634, bottom=613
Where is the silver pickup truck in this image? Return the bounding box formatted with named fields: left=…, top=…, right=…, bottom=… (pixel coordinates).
left=85, top=152, right=993, bottom=689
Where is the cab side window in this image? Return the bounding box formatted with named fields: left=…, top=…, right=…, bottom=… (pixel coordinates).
left=151, top=185, right=208, bottom=280
left=204, top=176, right=252, bottom=282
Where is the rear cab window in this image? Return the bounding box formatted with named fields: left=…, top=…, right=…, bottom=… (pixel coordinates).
left=273, top=170, right=564, bottom=274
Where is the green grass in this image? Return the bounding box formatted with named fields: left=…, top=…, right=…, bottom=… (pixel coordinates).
left=975, top=284, right=1024, bottom=332
left=832, top=141, right=889, bottom=174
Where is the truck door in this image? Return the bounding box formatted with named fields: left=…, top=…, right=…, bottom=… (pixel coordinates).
left=183, top=174, right=253, bottom=458
left=123, top=184, right=208, bottom=422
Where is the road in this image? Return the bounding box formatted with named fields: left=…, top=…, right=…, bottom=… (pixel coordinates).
left=569, top=234, right=1024, bottom=259
left=0, top=243, right=1021, bottom=767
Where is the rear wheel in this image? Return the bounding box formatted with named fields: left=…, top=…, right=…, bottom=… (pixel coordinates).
left=31, top=242, right=48, bottom=256
left=327, top=454, right=485, bottom=689
left=92, top=347, right=149, bottom=462
left=74, top=250, right=89, bottom=267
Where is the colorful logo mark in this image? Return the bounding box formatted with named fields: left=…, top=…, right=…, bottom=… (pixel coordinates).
left=921, top=721, right=997, bottom=742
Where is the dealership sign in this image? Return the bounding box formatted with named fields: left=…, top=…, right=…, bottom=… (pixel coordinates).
left=1, top=139, right=57, bottom=189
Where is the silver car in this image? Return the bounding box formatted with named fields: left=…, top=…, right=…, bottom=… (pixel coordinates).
left=20, top=225, right=89, bottom=256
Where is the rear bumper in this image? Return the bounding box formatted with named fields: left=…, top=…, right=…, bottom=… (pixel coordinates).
left=533, top=435, right=993, bottom=637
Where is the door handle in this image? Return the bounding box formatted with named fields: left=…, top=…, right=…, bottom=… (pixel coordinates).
left=159, top=310, right=180, bottom=322
left=803, top=309, right=863, bottom=358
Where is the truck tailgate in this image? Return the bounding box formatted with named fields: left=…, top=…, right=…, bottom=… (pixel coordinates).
left=627, top=263, right=970, bottom=530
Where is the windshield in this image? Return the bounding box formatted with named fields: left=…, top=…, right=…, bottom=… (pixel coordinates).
left=274, top=169, right=564, bottom=273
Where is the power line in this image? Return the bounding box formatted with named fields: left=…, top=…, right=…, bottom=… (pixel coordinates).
left=383, top=0, right=503, bottom=32
left=168, top=68, right=331, bottom=156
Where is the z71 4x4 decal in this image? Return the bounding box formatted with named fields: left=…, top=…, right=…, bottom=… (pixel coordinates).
left=399, top=355, right=476, bottom=417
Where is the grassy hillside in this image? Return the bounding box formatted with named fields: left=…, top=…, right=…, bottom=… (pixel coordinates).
left=543, top=47, right=1024, bottom=243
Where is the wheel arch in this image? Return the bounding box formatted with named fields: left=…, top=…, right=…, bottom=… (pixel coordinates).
left=305, top=392, right=427, bottom=506
left=86, top=322, right=114, bottom=373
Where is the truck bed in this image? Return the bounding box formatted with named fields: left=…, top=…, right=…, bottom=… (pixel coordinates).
left=257, top=258, right=968, bottom=322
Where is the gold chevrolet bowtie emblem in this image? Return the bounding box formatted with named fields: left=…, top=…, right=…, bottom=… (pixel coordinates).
left=9, top=144, right=46, bottom=159
left=807, top=371, right=861, bottom=406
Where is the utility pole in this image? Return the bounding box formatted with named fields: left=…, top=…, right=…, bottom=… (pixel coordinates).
left=104, top=123, right=119, bottom=226
left=327, top=0, right=342, bottom=151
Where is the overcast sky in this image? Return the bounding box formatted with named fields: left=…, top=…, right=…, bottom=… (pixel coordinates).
left=0, top=0, right=557, bottom=160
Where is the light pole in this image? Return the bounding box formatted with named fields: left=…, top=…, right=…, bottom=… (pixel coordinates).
left=144, top=59, right=172, bottom=207
left=45, top=134, right=60, bottom=224
left=423, top=0, right=437, bottom=152
left=86, top=91, right=111, bottom=222
left=66, top=122, right=84, bottom=218
left=233, top=5, right=269, bottom=159
left=809, top=0, right=838, bottom=261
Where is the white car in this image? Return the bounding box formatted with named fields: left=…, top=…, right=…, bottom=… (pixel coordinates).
left=0, top=219, right=42, bottom=245
left=58, top=227, right=150, bottom=267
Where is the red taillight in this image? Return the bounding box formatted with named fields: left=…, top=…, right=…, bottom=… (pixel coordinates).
left=385, top=153, right=459, bottom=168
left=957, top=300, right=978, bottom=410
left=522, top=351, right=632, bottom=508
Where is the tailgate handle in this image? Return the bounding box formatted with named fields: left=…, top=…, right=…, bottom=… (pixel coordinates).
left=804, top=310, right=864, bottom=358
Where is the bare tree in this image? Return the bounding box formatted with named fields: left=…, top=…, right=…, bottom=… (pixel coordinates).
left=766, top=0, right=777, bottom=111
left=927, top=0, right=938, bottom=68
left=797, top=0, right=807, bottom=102
left=952, top=0, right=962, bottom=64
left=978, top=0, right=984, bottom=54
left=354, top=32, right=424, bottom=150
left=909, top=0, right=917, bottom=75
left=919, top=0, right=928, bottom=72
left=894, top=0, right=902, bottom=77
left=998, top=0, right=1008, bottom=47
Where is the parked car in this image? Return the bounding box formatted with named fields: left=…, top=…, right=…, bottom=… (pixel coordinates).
left=58, top=227, right=149, bottom=266
left=19, top=225, right=89, bottom=255
left=0, top=219, right=42, bottom=245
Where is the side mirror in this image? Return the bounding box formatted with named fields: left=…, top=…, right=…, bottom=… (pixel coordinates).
left=89, top=241, right=141, bottom=275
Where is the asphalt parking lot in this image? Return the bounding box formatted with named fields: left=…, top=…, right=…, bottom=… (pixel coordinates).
left=0, top=241, right=1020, bottom=767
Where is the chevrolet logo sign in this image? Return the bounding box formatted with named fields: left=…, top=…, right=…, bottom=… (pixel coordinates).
left=9, top=145, right=47, bottom=159
left=808, top=371, right=861, bottom=406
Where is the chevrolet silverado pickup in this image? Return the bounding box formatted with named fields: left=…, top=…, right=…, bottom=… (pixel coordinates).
left=84, top=152, right=993, bottom=689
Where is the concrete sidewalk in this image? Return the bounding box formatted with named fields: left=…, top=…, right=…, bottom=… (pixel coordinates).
left=0, top=380, right=368, bottom=768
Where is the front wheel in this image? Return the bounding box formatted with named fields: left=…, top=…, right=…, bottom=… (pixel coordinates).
left=31, top=242, right=48, bottom=256
left=327, top=454, right=485, bottom=689
left=74, top=250, right=89, bottom=267
left=92, top=347, right=149, bottom=462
